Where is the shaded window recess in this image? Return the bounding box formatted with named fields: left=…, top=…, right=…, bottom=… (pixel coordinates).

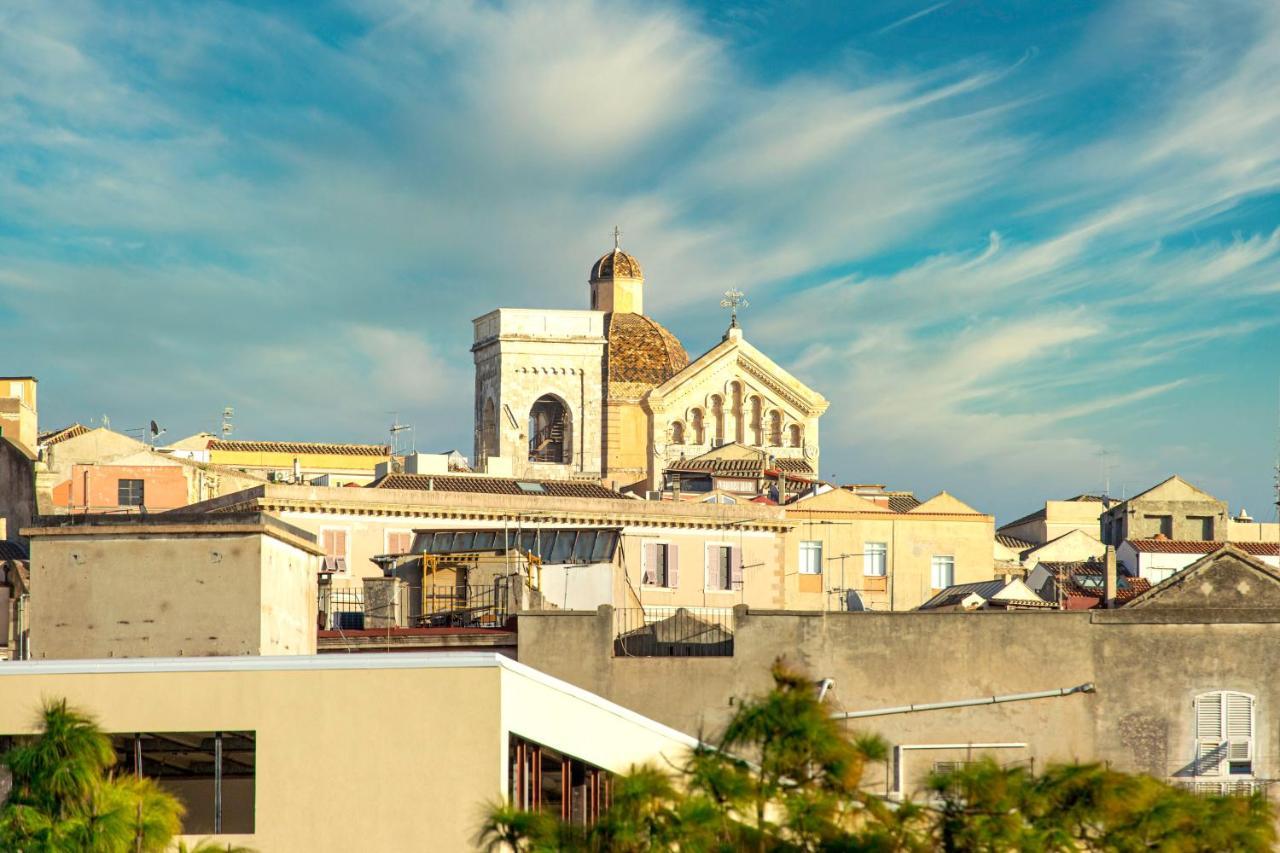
left=508, top=734, right=612, bottom=824
left=111, top=730, right=256, bottom=835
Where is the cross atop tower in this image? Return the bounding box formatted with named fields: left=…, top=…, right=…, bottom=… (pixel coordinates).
left=720, top=288, right=749, bottom=329
left=612, top=225, right=622, bottom=251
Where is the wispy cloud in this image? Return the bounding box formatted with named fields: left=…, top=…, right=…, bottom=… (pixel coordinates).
left=0, top=0, right=1277, bottom=518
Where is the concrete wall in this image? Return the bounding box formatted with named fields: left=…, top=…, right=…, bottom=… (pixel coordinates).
left=58, top=463, right=190, bottom=511
left=518, top=605, right=1280, bottom=795
left=26, top=525, right=317, bottom=659
left=782, top=511, right=996, bottom=611
left=0, top=438, right=36, bottom=545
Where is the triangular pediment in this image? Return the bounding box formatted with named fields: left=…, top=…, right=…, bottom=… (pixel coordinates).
left=990, top=578, right=1045, bottom=604
left=909, top=491, right=982, bottom=515
left=691, top=442, right=765, bottom=462
left=648, top=332, right=828, bottom=417
left=788, top=488, right=891, bottom=513
left=1024, top=529, right=1104, bottom=562
left=1126, top=475, right=1220, bottom=504
left=1127, top=546, right=1280, bottom=609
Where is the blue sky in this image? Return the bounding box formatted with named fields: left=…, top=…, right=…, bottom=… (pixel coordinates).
left=1, top=0, right=1278, bottom=522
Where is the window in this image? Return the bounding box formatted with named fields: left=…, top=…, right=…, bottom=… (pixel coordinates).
left=117, top=479, right=145, bottom=507
left=111, top=731, right=255, bottom=834
left=643, top=543, right=677, bottom=587
left=386, top=530, right=412, bottom=555
left=516, top=481, right=548, bottom=493
left=708, top=545, right=740, bottom=591
left=528, top=395, right=571, bottom=464
left=321, top=528, right=349, bottom=573
left=1194, top=691, right=1254, bottom=776
left=799, top=540, right=823, bottom=575
left=864, top=542, right=887, bottom=577
left=509, top=735, right=612, bottom=823
left=788, top=424, right=802, bottom=448
left=1189, top=515, right=1214, bottom=541
left=1145, top=514, right=1173, bottom=538
left=931, top=556, right=955, bottom=589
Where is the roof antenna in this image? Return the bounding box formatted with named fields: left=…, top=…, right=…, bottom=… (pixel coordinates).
left=389, top=412, right=415, bottom=456
left=221, top=406, right=235, bottom=439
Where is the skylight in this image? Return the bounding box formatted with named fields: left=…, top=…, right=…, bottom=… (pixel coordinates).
left=516, top=481, right=547, bottom=494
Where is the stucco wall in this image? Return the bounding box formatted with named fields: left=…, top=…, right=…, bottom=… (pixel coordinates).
left=518, top=606, right=1280, bottom=795
left=0, top=438, right=36, bottom=543
left=27, top=530, right=316, bottom=659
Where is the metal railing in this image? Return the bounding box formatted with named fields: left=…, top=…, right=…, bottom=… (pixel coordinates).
left=613, top=606, right=735, bottom=657
left=317, top=587, right=365, bottom=631
left=412, top=580, right=511, bottom=628
left=1172, top=778, right=1275, bottom=797
left=317, top=580, right=512, bottom=632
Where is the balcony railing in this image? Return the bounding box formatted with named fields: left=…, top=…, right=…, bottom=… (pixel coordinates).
left=317, top=580, right=512, bottom=632
left=613, top=606, right=734, bottom=657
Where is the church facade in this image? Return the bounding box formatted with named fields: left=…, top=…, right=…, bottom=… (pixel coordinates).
left=471, top=240, right=828, bottom=493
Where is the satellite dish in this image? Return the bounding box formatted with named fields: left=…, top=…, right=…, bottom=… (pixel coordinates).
left=150, top=420, right=160, bottom=436
left=845, top=589, right=865, bottom=612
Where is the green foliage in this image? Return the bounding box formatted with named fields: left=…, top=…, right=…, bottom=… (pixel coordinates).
left=0, top=699, right=195, bottom=852
left=478, top=661, right=1277, bottom=852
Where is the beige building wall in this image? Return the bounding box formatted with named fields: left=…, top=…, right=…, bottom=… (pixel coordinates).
left=999, top=499, right=1105, bottom=545
left=783, top=490, right=996, bottom=610
left=1228, top=518, right=1280, bottom=543
left=0, top=377, right=38, bottom=454
left=24, top=520, right=320, bottom=659
left=0, top=654, right=697, bottom=853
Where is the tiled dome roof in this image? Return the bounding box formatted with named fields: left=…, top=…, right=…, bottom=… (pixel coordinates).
left=591, top=249, right=643, bottom=281
left=606, top=312, right=689, bottom=394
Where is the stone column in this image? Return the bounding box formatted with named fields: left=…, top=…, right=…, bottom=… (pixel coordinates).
left=362, top=576, right=403, bottom=628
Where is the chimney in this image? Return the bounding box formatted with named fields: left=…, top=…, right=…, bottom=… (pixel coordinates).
left=1103, top=545, right=1118, bottom=609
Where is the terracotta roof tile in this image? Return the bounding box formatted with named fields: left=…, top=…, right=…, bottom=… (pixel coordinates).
left=888, top=494, right=922, bottom=513
left=1128, top=539, right=1279, bottom=555
left=606, top=312, right=689, bottom=391
left=996, top=534, right=1033, bottom=551
left=372, top=473, right=626, bottom=500
left=209, top=440, right=389, bottom=457
left=38, top=423, right=89, bottom=446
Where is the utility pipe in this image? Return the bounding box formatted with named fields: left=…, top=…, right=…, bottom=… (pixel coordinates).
left=832, top=682, right=1095, bottom=720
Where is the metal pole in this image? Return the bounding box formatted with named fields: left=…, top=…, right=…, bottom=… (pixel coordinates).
left=832, top=682, right=1096, bottom=720
left=213, top=731, right=223, bottom=834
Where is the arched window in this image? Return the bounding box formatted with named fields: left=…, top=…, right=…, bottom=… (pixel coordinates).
left=749, top=396, right=763, bottom=446
left=769, top=411, right=783, bottom=446
left=788, top=423, right=802, bottom=448
left=1193, top=691, right=1254, bottom=778
left=480, top=398, right=498, bottom=460
left=729, top=381, right=744, bottom=443
left=670, top=421, right=685, bottom=445
left=690, top=409, right=705, bottom=444
left=710, top=395, right=725, bottom=445
left=528, top=395, right=572, bottom=464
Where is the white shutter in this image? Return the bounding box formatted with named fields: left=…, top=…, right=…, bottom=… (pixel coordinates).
left=1196, top=692, right=1224, bottom=775
left=1226, top=693, right=1254, bottom=761
left=1196, top=693, right=1223, bottom=740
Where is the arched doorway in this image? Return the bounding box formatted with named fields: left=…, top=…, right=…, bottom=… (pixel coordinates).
left=528, top=395, right=572, bottom=464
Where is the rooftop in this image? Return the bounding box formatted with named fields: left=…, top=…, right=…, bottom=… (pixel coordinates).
left=372, top=472, right=627, bottom=500
left=1127, top=538, right=1280, bottom=555
left=208, top=439, right=390, bottom=457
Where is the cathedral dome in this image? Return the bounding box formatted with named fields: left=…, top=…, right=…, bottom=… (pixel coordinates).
left=591, top=248, right=643, bottom=281
left=606, top=312, right=689, bottom=394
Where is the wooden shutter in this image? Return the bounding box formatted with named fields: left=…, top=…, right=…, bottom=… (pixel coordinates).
left=642, top=543, right=657, bottom=585
left=1226, top=693, right=1253, bottom=760
left=730, top=547, right=743, bottom=587
left=669, top=544, right=679, bottom=589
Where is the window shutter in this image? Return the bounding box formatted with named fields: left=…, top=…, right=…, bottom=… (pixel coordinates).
left=669, top=544, right=679, bottom=589
left=1197, top=741, right=1223, bottom=776
left=1196, top=693, right=1223, bottom=740
left=1226, top=693, right=1253, bottom=760
left=642, top=544, right=656, bottom=585
left=730, top=547, right=743, bottom=587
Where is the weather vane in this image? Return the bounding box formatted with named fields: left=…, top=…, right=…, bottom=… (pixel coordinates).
left=720, top=288, right=749, bottom=328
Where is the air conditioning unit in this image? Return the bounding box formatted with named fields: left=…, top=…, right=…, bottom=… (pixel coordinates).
left=645, top=490, right=663, bottom=501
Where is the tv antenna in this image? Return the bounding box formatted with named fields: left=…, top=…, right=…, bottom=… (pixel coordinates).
left=388, top=412, right=415, bottom=456
left=220, top=406, right=235, bottom=439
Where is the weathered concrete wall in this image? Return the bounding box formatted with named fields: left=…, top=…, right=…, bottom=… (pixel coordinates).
left=27, top=525, right=318, bottom=659
left=518, top=605, right=1280, bottom=795
left=0, top=438, right=36, bottom=544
